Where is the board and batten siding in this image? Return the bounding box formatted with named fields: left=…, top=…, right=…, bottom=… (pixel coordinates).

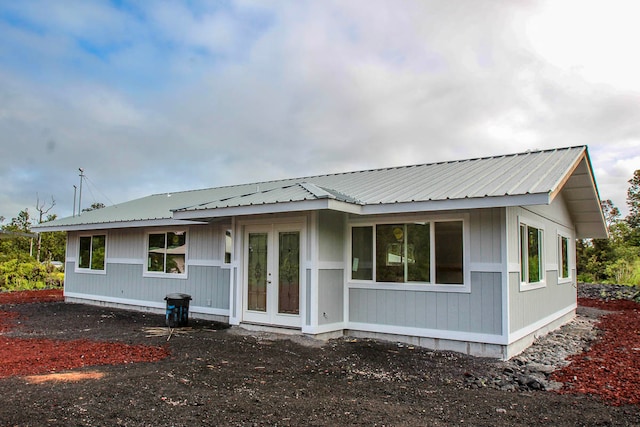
left=316, top=210, right=346, bottom=326
left=507, top=192, right=577, bottom=334
left=347, top=208, right=504, bottom=336
left=65, top=224, right=231, bottom=313
left=349, top=272, right=501, bottom=334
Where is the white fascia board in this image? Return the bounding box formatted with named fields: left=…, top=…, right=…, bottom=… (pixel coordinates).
left=327, top=199, right=364, bottom=214
left=360, top=193, right=551, bottom=216
left=173, top=199, right=351, bottom=220
left=34, top=218, right=207, bottom=232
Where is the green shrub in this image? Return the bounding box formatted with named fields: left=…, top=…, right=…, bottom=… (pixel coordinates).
left=0, top=258, right=63, bottom=291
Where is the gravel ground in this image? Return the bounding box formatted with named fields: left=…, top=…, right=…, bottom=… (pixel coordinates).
left=0, top=285, right=638, bottom=426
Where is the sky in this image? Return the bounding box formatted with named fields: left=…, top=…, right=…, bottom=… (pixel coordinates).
left=1, top=0, right=639, bottom=224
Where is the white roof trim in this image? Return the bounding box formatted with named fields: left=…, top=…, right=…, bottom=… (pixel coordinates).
left=34, top=219, right=207, bottom=232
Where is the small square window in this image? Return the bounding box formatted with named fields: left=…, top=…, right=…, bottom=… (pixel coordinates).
left=78, top=235, right=106, bottom=271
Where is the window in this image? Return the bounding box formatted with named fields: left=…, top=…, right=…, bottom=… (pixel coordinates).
left=351, top=220, right=464, bottom=285
left=147, top=231, right=187, bottom=274
left=558, top=234, right=570, bottom=279
left=78, top=235, right=106, bottom=271
left=520, top=223, right=543, bottom=284
left=352, top=226, right=373, bottom=280
left=224, top=230, right=233, bottom=264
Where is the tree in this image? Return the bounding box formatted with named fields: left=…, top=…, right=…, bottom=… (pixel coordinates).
left=0, top=209, right=33, bottom=260
left=82, top=202, right=105, bottom=212
left=39, top=214, right=66, bottom=263
left=601, top=199, right=621, bottom=230
left=35, top=195, right=55, bottom=262
left=627, top=170, right=640, bottom=228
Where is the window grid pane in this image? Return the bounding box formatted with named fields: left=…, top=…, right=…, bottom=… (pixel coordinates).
left=407, top=223, right=430, bottom=282
left=79, top=237, right=91, bottom=269
left=376, top=224, right=405, bottom=283
left=90, top=235, right=106, bottom=270
left=147, top=232, right=187, bottom=274
left=560, top=236, right=569, bottom=278
left=435, top=221, right=463, bottom=284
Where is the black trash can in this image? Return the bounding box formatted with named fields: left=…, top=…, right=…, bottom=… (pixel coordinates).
left=165, top=293, right=191, bottom=327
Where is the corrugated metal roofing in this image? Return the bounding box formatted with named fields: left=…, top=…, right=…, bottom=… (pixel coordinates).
left=34, top=145, right=607, bottom=238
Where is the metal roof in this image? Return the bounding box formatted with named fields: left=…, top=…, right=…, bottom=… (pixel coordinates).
left=34, top=145, right=607, bottom=238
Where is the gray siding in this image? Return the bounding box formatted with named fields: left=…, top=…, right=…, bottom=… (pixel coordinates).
left=508, top=272, right=575, bottom=332
left=318, top=269, right=344, bottom=325
left=469, top=208, right=502, bottom=265
left=346, top=208, right=504, bottom=335
left=65, top=263, right=230, bottom=310
left=65, top=223, right=231, bottom=312
left=349, top=272, right=501, bottom=334
left=507, top=194, right=577, bottom=333
left=190, top=222, right=231, bottom=260
left=318, top=210, right=345, bottom=263
left=108, top=229, right=144, bottom=259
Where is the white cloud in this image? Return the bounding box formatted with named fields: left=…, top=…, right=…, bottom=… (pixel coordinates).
left=0, top=0, right=638, bottom=224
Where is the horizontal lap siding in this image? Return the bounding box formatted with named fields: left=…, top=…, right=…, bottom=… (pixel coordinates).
left=349, top=272, right=501, bottom=334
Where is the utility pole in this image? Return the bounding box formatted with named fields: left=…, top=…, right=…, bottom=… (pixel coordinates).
left=73, top=185, right=77, bottom=217
left=78, top=168, right=84, bottom=216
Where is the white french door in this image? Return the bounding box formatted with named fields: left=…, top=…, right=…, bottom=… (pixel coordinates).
left=243, top=223, right=301, bottom=327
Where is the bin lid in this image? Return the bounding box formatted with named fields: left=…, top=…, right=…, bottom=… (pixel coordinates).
left=165, top=293, right=192, bottom=300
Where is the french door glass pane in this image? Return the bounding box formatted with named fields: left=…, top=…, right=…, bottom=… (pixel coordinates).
left=278, top=232, right=300, bottom=314
left=248, top=233, right=268, bottom=312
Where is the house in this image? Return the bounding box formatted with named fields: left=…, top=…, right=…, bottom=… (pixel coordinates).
left=35, top=146, right=607, bottom=359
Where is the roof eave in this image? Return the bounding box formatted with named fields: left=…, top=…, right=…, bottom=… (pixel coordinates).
left=33, top=218, right=208, bottom=232
left=360, top=193, right=551, bottom=215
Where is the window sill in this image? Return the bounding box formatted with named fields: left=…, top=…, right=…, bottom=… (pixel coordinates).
left=143, top=272, right=188, bottom=280
left=348, top=281, right=471, bottom=293
left=519, top=281, right=546, bottom=292
left=558, top=277, right=573, bottom=285
left=74, top=268, right=106, bottom=275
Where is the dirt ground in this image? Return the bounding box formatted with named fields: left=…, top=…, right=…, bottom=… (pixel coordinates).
left=1, top=292, right=639, bottom=426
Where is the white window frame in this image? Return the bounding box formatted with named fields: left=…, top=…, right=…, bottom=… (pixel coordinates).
left=348, top=213, right=471, bottom=293
left=75, top=234, right=107, bottom=275
left=557, top=230, right=573, bottom=284
left=518, top=216, right=546, bottom=291
left=144, top=229, right=188, bottom=279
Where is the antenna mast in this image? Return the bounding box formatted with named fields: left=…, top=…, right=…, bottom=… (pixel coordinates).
left=78, top=168, right=85, bottom=216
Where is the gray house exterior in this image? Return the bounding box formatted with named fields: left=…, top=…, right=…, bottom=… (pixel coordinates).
left=36, top=146, right=607, bottom=359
